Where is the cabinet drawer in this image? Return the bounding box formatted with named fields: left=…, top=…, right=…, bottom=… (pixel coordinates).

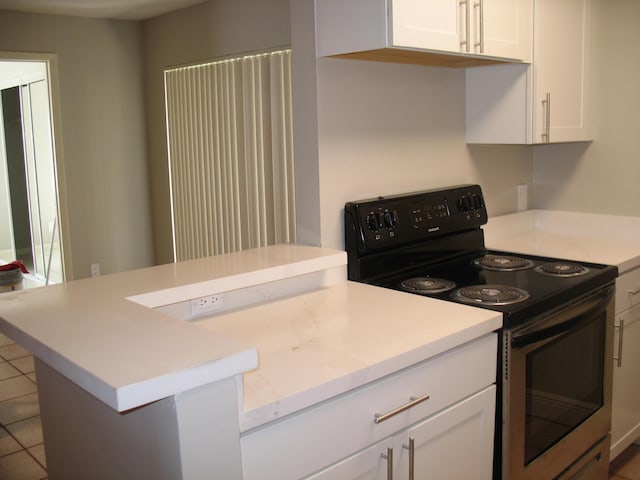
left=241, top=333, right=497, bottom=480
left=616, top=267, right=640, bottom=314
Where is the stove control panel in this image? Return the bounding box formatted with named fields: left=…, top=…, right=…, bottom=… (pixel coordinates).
left=345, top=184, right=488, bottom=253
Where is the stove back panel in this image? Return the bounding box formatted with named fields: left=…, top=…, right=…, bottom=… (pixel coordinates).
left=345, top=184, right=487, bottom=256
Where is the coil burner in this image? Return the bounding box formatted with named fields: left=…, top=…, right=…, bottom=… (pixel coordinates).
left=473, top=254, right=535, bottom=272
left=452, top=284, right=530, bottom=306
left=399, top=277, right=456, bottom=295
left=535, top=262, right=590, bottom=278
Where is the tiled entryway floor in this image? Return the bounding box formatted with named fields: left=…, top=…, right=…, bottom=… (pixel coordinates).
left=0, top=333, right=47, bottom=480
left=0, top=331, right=639, bottom=480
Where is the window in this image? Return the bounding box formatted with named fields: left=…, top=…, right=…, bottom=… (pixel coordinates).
left=164, top=49, right=295, bottom=262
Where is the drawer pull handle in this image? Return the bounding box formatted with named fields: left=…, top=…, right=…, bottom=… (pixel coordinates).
left=374, top=393, right=430, bottom=424
left=381, top=447, right=393, bottom=480
left=628, top=289, right=640, bottom=296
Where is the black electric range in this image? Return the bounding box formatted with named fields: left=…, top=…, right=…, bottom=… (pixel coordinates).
left=344, top=184, right=618, bottom=328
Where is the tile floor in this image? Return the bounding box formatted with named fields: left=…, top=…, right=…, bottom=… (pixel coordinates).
left=0, top=330, right=639, bottom=480
left=0, top=333, right=47, bottom=480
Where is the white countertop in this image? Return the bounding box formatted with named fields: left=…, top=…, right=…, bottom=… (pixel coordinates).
left=0, top=244, right=348, bottom=411
left=485, top=210, right=640, bottom=274
left=196, top=281, right=501, bottom=431
left=0, top=242, right=501, bottom=425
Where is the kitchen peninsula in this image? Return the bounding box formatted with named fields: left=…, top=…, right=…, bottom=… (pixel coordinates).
left=0, top=244, right=501, bottom=479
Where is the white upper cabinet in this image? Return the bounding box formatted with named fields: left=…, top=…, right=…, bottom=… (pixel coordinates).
left=316, top=0, right=532, bottom=66
left=466, top=0, right=592, bottom=144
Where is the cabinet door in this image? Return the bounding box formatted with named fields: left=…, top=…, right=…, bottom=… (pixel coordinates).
left=611, top=303, right=640, bottom=460
left=391, top=0, right=462, bottom=53
left=395, top=385, right=496, bottom=480
left=304, top=441, right=389, bottom=480
left=533, top=0, right=592, bottom=143
left=481, top=0, right=532, bottom=61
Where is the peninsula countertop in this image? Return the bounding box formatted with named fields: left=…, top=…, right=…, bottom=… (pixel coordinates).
left=0, top=244, right=347, bottom=411
left=0, top=243, right=502, bottom=429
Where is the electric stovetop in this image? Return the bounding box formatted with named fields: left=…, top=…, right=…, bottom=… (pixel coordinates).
left=373, top=250, right=617, bottom=328
left=344, top=184, right=618, bottom=328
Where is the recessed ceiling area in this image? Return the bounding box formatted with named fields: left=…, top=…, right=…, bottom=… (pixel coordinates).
left=0, top=0, right=207, bottom=20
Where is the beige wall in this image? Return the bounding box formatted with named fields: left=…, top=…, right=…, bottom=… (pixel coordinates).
left=0, top=11, right=154, bottom=279
left=533, top=0, right=640, bottom=216
left=142, top=0, right=291, bottom=265
left=315, top=59, right=534, bottom=250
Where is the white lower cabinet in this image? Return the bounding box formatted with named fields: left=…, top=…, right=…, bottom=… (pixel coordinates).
left=611, top=267, right=640, bottom=460
left=241, top=333, right=497, bottom=480
left=306, top=386, right=496, bottom=480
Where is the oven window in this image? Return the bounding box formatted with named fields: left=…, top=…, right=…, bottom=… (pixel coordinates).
left=524, top=312, right=606, bottom=465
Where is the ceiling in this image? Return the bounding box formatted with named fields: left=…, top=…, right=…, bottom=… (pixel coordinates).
left=0, top=0, right=207, bottom=20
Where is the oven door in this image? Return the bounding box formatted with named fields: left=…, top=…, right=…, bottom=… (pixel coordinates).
left=502, top=284, right=615, bottom=480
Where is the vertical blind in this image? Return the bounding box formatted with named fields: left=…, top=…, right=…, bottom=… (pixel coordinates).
left=164, top=49, right=295, bottom=262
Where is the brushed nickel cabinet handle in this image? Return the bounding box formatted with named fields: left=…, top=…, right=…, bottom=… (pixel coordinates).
left=374, top=393, right=431, bottom=424
left=402, top=437, right=415, bottom=480
left=460, top=0, right=470, bottom=51
left=614, top=318, right=625, bottom=368
left=381, top=447, right=393, bottom=480
left=474, top=0, right=484, bottom=52
left=541, top=92, right=551, bottom=143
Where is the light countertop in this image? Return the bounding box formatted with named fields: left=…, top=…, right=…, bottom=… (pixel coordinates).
left=0, top=244, right=347, bottom=411
left=0, top=243, right=501, bottom=425
left=197, top=281, right=501, bottom=431
left=485, top=210, right=640, bottom=274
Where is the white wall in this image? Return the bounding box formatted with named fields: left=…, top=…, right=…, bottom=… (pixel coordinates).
left=532, top=0, right=640, bottom=217
left=315, top=59, right=533, bottom=250
left=0, top=11, right=154, bottom=279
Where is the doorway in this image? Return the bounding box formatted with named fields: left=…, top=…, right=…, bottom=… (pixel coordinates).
left=0, top=58, right=66, bottom=285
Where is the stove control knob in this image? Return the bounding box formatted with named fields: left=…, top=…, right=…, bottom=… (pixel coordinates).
left=384, top=210, right=398, bottom=228
left=458, top=196, right=472, bottom=212
left=472, top=194, right=484, bottom=210
left=366, top=212, right=383, bottom=231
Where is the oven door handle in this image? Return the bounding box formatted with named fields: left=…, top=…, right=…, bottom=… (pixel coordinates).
left=511, top=286, right=614, bottom=349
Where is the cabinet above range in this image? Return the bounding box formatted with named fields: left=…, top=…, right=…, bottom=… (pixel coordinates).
left=315, top=0, right=593, bottom=145
left=315, top=0, right=533, bottom=67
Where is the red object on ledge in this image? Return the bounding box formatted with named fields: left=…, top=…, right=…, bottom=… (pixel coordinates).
left=0, top=260, right=29, bottom=274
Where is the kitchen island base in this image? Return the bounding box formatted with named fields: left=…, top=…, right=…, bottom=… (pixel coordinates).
left=35, top=359, right=242, bottom=480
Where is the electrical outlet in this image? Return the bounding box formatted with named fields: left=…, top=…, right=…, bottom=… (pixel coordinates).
left=190, top=294, right=225, bottom=316
left=90, top=263, right=101, bottom=277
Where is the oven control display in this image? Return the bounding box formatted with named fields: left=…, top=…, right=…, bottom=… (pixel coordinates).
left=345, top=185, right=488, bottom=253
left=411, top=199, right=451, bottom=230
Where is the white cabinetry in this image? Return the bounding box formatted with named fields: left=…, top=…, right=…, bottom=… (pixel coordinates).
left=466, top=0, right=592, bottom=144
left=241, top=334, right=497, bottom=480
left=316, top=0, right=532, bottom=66
left=306, top=386, right=495, bottom=479
left=611, top=267, right=640, bottom=460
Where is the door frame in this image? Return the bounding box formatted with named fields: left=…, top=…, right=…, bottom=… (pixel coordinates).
left=0, top=51, right=72, bottom=281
